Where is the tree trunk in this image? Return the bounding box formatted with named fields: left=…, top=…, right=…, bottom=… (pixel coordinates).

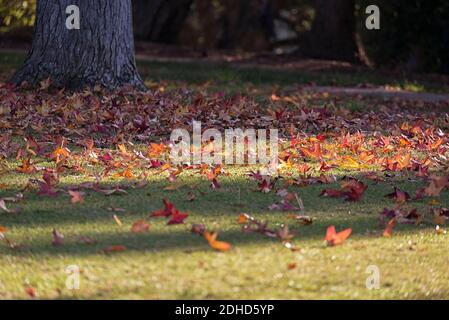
left=132, top=0, right=193, bottom=43
left=217, top=0, right=275, bottom=51
left=12, top=0, right=145, bottom=91
left=301, top=0, right=357, bottom=62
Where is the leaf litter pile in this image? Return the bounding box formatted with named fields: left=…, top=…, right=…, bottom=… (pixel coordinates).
left=1, top=83, right=449, bottom=297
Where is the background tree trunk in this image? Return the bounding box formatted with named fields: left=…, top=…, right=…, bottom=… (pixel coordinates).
left=12, top=0, right=145, bottom=90
left=217, top=0, right=275, bottom=51
left=300, top=0, right=357, bottom=62
left=132, top=0, right=193, bottom=43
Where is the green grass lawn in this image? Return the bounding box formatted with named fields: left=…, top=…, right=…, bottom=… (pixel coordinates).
left=1, top=50, right=448, bottom=94
left=1, top=52, right=449, bottom=300
left=1, top=165, right=448, bottom=299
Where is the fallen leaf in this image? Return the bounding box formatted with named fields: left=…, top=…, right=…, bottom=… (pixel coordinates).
left=238, top=213, right=248, bottom=224
left=100, top=245, right=126, bottom=254
left=203, top=231, right=231, bottom=251
left=277, top=224, right=296, bottom=241
left=68, top=190, right=85, bottom=204
left=151, top=198, right=175, bottom=217
left=191, top=224, right=206, bottom=235
left=435, top=225, right=447, bottom=235
left=433, top=208, right=449, bottom=225
left=287, top=263, right=297, bottom=270
left=164, top=183, right=184, bottom=191
left=78, top=236, right=96, bottom=245
left=424, top=175, right=448, bottom=197
left=167, top=209, right=189, bottom=225
left=185, top=192, right=196, bottom=202
left=51, top=229, right=64, bottom=246
left=101, top=187, right=128, bottom=196
left=383, top=218, right=397, bottom=237
left=283, top=241, right=300, bottom=251
left=384, top=187, right=410, bottom=204
left=325, top=225, right=352, bottom=246
left=25, top=286, right=37, bottom=298
left=0, top=199, right=21, bottom=214
left=288, top=214, right=313, bottom=225
left=113, top=214, right=123, bottom=226
left=131, top=220, right=150, bottom=233
left=320, top=177, right=367, bottom=202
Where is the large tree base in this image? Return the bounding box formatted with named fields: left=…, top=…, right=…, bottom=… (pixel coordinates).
left=11, top=0, right=146, bottom=91
left=12, top=60, right=146, bottom=91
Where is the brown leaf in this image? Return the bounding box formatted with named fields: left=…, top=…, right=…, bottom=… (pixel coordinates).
left=78, top=236, right=96, bottom=245
left=25, top=286, right=37, bottom=298
left=51, top=229, right=64, bottom=246
left=283, top=241, right=300, bottom=252
left=100, top=245, right=126, bottom=254
left=0, top=199, right=21, bottom=214
left=68, top=190, right=85, bottom=204
left=191, top=224, right=206, bottom=235
left=424, top=175, right=448, bottom=197
left=287, top=263, right=297, bottom=270
left=384, top=187, right=410, bottom=204
left=101, top=188, right=128, bottom=196
left=131, top=220, right=150, bottom=233
left=288, top=214, right=313, bottom=225
left=277, top=224, right=296, bottom=241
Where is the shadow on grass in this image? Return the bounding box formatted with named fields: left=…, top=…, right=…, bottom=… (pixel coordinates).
left=1, top=220, right=433, bottom=258
left=1, top=51, right=447, bottom=93
left=0, top=168, right=441, bottom=257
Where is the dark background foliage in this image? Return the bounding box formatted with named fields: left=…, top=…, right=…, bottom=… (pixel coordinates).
left=0, top=0, right=446, bottom=73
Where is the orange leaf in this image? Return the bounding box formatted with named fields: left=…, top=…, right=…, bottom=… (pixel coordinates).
left=325, top=225, right=352, bottom=246
left=148, top=143, right=166, bottom=158
left=114, top=168, right=134, bottom=179
left=16, top=158, right=36, bottom=174
left=113, top=214, right=123, bottom=226
left=51, top=147, right=70, bottom=161
left=101, top=245, right=126, bottom=254
left=383, top=218, right=397, bottom=237
left=287, top=263, right=297, bottom=270
left=238, top=214, right=248, bottom=224
left=203, top=231, right=231, bottom=252
left=300, top=142, right=322, bottom=160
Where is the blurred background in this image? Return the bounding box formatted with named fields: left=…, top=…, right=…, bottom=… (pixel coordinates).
left=0, top=0, right=447, bottom=74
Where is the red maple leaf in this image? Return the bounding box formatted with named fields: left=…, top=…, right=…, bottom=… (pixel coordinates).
left=167, top=209, right=189, bottom=225
left=151, top=198, right=175, bottom=217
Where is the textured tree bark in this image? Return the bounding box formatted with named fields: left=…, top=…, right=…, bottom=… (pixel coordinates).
left=301, top=0, right=358, bottom=62
left=12, top=0, right=145, bottom=91
left=132, top=0, right=193, bottom=43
